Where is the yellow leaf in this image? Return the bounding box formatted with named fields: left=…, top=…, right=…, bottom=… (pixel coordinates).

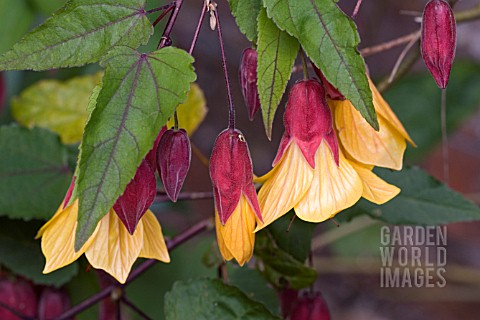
left=12, top=72, right=103, bottom=144
left=167, top=83, right=207, bottom=136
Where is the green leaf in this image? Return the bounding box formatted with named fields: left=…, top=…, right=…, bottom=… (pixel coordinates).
left=12, top=72, right=103, bottom=144
left=0, top=0, right=34, bottom=54
left=0, top=217, right=78, bottom=286
left=257, top=8, right=298, bottom=139
left=228, top=0, right=263, bottom=43
left=267, top=211, right=316, bottom=262
left=255, top=233, right=317, bottom=290
left=263, top=0, right=378, bottom=130
left=0, top=125, right=72, bottom=220
left=164, top=279, right=279, bottom=320
left=0, top=0, right=153, bottom=71
left=76, top=46, right=196, bottom=250
left=339, top=167, right=480, bottom=225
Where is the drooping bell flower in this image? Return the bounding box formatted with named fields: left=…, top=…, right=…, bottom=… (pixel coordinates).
left=156, top=128, right=191, bottom=202
left=331, top=78, right=415, bottom=170
left=312, top=64, right=345, bottom=100
left=38, top=287, right=70, bottom=320
left=239, top=48, right=260, bottom=121
left=256, top=79, right=400, bottom=229
left=421, top=0, right=456, bottom=89
left=0, top=276, right=37, bottom=320
left=290, top=293, right=331, bottom=320
left=210, top=128, right=262, bottom=265
left=37, top=171, right=170, bottom=284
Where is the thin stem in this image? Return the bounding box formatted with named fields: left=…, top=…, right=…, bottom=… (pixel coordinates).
left=441, top=88, right=449, bottom=184
left=360, top=31, right=420, bottom=57
left=152, top=5, right=175, bottom=28
left=157, top=0, right=184, bottom=49
left=173, top=111, right=179, bottom=130
left=122, top=297, right=154, bottom=320
left=377, top=49, right=420, bottom=92
left=387, top=32, right=420, bottom=83
left=352, top=0, right=364, bottom=19
left=55, top=218, right=212, bottom=320
left=146, top=2, right=175, bottom=15
left=300, top=48, right=310, bottom=80
left=214, top=9, right=235, bottom=130
left=189, top=1, right=208, bottom=55
left=115, top=300, right=122, bottom=320
left=155, top=191, right=214, bottom=202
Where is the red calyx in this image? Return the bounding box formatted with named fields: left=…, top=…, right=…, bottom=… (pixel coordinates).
left=113, top=159, right=156, bottom=235
left=156, top=128, right=191, bottom=202
left=239, top=48, right=261, bottom=121
left=312, top=64, right=345, bottom=100
left=38, top=287, right=71, bottom=320
left=209, top=128, right=262, bottom=225
left=145, top=126, right=167, bottom=169
left=0, top=276, right=37, bottom=320
left=290, top=293, right=331, bottom=320
left=421, top=0, right=456, bottom=89
left=273, top=79, right=339, bottom=168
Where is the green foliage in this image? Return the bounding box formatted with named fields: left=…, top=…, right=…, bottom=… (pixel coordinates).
left=339, top=167, right=480, bottom=225
left=31, top=0, right=67, bottom=15
left=257, top=9, right=299, bottom=139
left=12, top=72, right=103, bottom=144
left=0, top=125, right=72, bottom=220
left=0, top=0, right=34, bottom=54
left=255, top=233, right=317, bottom=290
left=267, top=211, right=316, bottom=262
left=75, top=46, right=196, bottom=250
left=0, top=0, right=153, bottom=71
left=263, top=0, right=378, bottom=130
left=228, top=0, right=263, bottom=44
left=0, top=218, right=78, bottom=286
left=164, top=278, right=279, bottom=320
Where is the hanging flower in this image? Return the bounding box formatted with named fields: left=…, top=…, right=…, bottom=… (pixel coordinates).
left=210, top=128, right=262, bottom=265
left=256, top=79, right=401, bottom=229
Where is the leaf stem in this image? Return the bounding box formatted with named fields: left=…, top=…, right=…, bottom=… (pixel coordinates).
left=146, top=2, right=175, bottom=15
left=152, top=5, right=175, bottom=28
left=157, top=0, right=184, bottom=49
left=214, top=9, right=235, bottom=130
left=189, top=1, right=209, bottom=55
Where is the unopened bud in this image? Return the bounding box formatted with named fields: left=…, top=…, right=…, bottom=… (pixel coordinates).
left=210, top=128, right=261, bottom=225
left=239, top=48, right=260, bottom=121
left=290, top=293, right=331, bottom=320
left=421, top=0, right=456, bottom=89
left=0, top=277, right=37, bottom=320
left=113, top=159, right=156, bottom=235
left=312, top=64, right=345, bottom=100
left=156, top=128, right=191, bottom=202
left=38, top=287, right=71, bottom=320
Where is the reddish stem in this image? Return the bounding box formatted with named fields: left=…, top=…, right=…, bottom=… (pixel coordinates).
left=157, top=0, right=184, bottom=49
left=189, top=2, right=208, bottom=55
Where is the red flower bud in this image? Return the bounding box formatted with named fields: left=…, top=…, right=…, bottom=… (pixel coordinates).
left=113, top=159, right=156, bottom=235
left=38, top=287, right=71, bottom=320
left=0, top=277, right=37, bottom=320
left=290, top=293, right=331, bottom=320
left=156, top=128, right=191, bottom=202
left=274, top=79, right=339, bottom=168
left=209, top=128, right=262, bottom=225
left=421, top=0, right=456, bottom=89
left=145, top=126, right=167, bottom=169
left=312, top=64, right=345, bottom=100
left=239, top=48, right=260, bottom=121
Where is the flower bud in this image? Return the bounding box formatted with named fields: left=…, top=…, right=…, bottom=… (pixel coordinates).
left=38, top=287, right=71, bottom=320
left=210, top=128, right=261, bottom=225
left=239, top=48, right=260, bottom=121
left=156, top=128, right=191, bottom=202
left=145, top=126, right=167, bottom=169
left=274, top=79, right=339, bottom=168
left=421, top=0, right=456, bottom=89
left=290, top=293, right=331, bottom=320
left=0, top=277, right=37, bottom=320
left=312, top=64, right=345, bottom=100
left=113, top=159, right=156, bottom=235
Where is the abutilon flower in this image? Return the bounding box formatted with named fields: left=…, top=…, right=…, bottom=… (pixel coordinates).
left=290, top=293, right=331, bottom=320
left=0, top=277, right=37, bottom=320
left=256, top=79, right=401, bottom=229
left=421, top=0, right=456, bottom=89
left=37, top=160, right=170, bottom=284
left=210, top=128, right=262, bottom=265
left=239, top=48, right=260, bottom=121
left=156, top=128, right=191, bottom=202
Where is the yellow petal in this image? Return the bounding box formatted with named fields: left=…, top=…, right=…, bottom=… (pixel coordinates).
left=85, top=209, right=143, bottom=284
left=39, top=200, right=98, bottom=273
left=369, top=79, right=415, bottom=146
left=295, top=142, right=363, bottom=222
left=256, top=143, right=314, bottom=231
left=215, top=212, right=235, bottom=262
left=216, top=195, right=256, bottom=266
left=350, top=162, right=401, bottom=204
left=334, top=99, right=407, bottom=170
left=139, top=210, right=170, bottom=263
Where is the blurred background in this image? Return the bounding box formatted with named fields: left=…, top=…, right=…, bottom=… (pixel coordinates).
left=1, top=0, right=480, bottom=319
